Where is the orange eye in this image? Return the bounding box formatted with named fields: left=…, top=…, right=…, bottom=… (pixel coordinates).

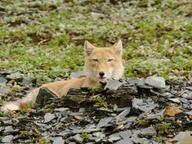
left=92, top=59, right=99, bottom=62
left=108, top=58, right=113, bottom=62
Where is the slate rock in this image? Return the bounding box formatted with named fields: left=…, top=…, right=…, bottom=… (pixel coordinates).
left=71, top=134, right=83, bottom=143
left=113, top=130, right=150, bottom=144
left=140, top=126, right=157, bottom=136
left=53, top=137, right=65, bottom=144
left=105, top=80, right=123, bottom=90
left=144, top=76, right=166, bottom=89
left=21, top=75, right=35, bottom=87
left=108, top=135, right=121, bottom=142
left=36, top=87, right=56, bottom=107
left=6, top=72, right=24, bottom=81
left=2, top=135, right=14, bottom=143
left=180, top=98, right=188, bottom=104
left=44, top=113, right=55, bottom=123
left=169, top=98, right=180, bottom=103
left=132, top=98, right=158, bottom=112
left=54, top=107, right=69, bottom=112
left=97, top=117, right=114, bottom=128
left=92, top=132, right=105, bottom=139
left=4, top=126, right=15, bottom=133
left=182, top=92, right=192, bottom=100
left=115, top=107, right=130, bottom=121
left=0, top=77, right=7, bottom=84
left=0, top=85, right=9, bottom=96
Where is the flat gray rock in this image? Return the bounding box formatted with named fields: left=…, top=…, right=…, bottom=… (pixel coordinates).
left=0, top=77, right=7, bottom=84
left=44, top=113, right=55, bottom=123
left=115, top=107, right=130, bottom=121
left=144, top=76, right=166, bottom=89
left=97, top=117, right=113, bottom=128
left=140, top=127, right=157, bottom=136
left=105, top=80, right=123, bottom=90
left=2, top=135, right=14, bottom=143
left=71, top=134, right=83, bottom=143
left=53, top=137, right=65, bottom=144
left=182, top=92, right=192, bottom=100
left=132, top=98, right=158, bottom=112
left=108, top=135, right=121, bottom=142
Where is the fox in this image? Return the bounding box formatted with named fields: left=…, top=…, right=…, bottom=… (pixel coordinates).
left=1, top=40, right=124, bottom=112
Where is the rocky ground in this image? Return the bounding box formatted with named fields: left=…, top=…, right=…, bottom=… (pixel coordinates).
left=0, top=71, right=192, bottom=144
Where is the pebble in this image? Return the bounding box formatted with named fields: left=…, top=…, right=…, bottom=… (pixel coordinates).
left=44, top=113, right=55, bottom=123
left=53, top=137, right=65, bottom=144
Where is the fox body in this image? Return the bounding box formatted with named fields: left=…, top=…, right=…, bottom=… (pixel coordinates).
left=1, top=40, right=124, bottom=112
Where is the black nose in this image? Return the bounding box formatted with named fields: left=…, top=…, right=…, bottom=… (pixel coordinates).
left=99, top=72, right=105, bottom=77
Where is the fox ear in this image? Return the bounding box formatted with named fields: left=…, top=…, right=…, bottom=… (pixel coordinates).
left=84, top=41, right=95, bottom=55
left=113, top=39, right=123, bottom=56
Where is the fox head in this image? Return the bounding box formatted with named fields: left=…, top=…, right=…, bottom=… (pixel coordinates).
left=84, top=40, right=124, bottom=83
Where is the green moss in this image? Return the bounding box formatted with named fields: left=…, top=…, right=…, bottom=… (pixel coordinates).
left=135, top=119, right=150, bottom=127
left=81, top=131, right=90, bottom=142
left=92, top=95, right=107, bottom=108
left=38, top=137, right=50, bottom=144
left=155, top=122, right=174, bottom=135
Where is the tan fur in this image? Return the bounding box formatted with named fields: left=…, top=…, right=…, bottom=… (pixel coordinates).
left=1, top=40, right=124, bottom=112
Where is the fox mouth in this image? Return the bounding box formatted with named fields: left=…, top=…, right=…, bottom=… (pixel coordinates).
left=98, top=77, right=109, bottom=84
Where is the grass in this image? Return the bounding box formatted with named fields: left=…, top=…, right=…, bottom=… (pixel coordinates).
left=0, top=0, right=192, bottom=84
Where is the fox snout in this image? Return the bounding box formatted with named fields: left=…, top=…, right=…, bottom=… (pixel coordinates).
left=99, top=71, right=105, bottom=78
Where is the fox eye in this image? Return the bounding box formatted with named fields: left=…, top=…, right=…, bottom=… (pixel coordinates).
left=92, top=59, right=99, bottom=62
left=108, top=58, right=113, bottom=62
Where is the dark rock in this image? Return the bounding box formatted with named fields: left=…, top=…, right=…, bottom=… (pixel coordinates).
left=36, top=87, right=57, bottom=107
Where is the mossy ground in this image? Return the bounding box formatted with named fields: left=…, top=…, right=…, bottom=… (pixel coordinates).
left=0, top=0, right=192, bottom=84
